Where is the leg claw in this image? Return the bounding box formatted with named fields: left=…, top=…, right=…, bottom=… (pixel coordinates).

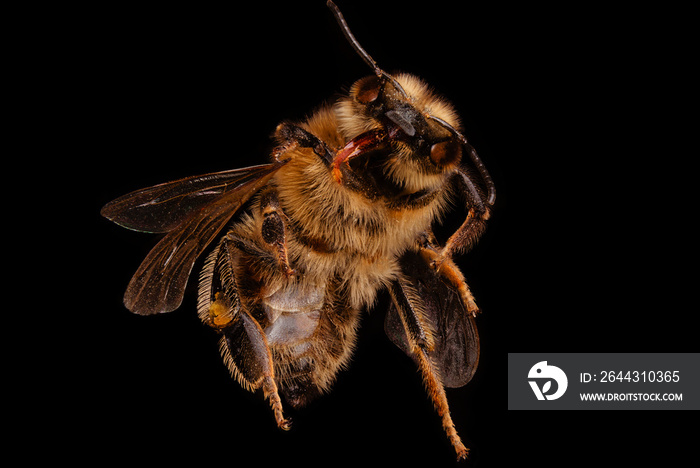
left=278, top=417, right=293, bottom=431
left=456, top=446, right=470, bottom=461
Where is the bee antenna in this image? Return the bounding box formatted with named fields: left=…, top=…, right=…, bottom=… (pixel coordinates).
left=327, top=1, right=380, bottom=75
left=327, top=1, right=408, bottom=98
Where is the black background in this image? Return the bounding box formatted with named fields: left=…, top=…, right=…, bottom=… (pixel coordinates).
left=35, top=0, right=694, bottom=465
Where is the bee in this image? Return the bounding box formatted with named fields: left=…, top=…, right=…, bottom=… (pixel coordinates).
left=101, top=1, right=495, bottom=461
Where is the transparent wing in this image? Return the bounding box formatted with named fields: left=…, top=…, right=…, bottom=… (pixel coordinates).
left=385, top=250, right=480, bottom=388
left=101, top=164, right=284, bottom=234
left=102, top=160, right=288, bottom=315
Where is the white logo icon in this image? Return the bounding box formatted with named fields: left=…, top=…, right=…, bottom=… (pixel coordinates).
left=528, top=361, right=568, bottom=400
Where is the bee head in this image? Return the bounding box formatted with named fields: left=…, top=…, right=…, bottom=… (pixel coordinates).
left=328, top=1, right=495, bottom=204
left=348, top=73, right=463, bottom=173
left=329, top=1, right=464, bottom=177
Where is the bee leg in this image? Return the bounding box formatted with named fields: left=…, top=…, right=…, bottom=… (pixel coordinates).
left=417, top=234, right=480, bottom=316
left=200, top=237, right=291, bottom=430
left=259, top=188, right=295, bottom=277
left=274, top=122, right=334, bottom=165
left=219, top=307, right=292, bottom=431
left=433, top=168, right=492, bottom=269
left=198, top=237, right=242, bottom=327
left=416, top=348, right=469, bottom=461
left=388, top=278, right=469, bottom=461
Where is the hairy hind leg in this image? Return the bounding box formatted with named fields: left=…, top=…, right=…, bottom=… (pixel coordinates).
left=388, top=277, right=469, bottom=460
left=199, top=236, right=291, bottom=430
left=218, top=309, right=292, bottom=431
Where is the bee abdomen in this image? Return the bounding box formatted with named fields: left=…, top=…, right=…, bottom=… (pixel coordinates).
left=262, top=283, right=325, bottom=346
left=264, top=309, right=321, bottom=346
left=260, top=284, right=325, bottom=409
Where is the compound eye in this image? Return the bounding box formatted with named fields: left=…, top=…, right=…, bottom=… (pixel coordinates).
left=354, top=76, right=381, bottom=104
left=430, top=140, right=462, bottom=167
